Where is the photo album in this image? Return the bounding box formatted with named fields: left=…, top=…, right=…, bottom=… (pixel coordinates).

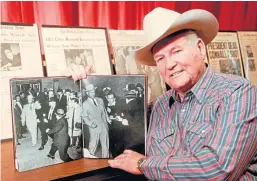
left=10, top=75, right=147, bottom=172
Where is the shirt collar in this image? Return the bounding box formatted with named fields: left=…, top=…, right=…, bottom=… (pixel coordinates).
left=169, top=66, right=214, bottom=104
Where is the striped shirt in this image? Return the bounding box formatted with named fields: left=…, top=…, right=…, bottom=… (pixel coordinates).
left=142, top=67, right=257, bottom=180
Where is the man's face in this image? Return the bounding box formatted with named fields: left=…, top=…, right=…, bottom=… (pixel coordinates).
left=4, top=49, right=14, bottom=60
left=153, top=32, right=206, bottom=93
left=48, top=91, right=54, bottom=98
left=15, top=96, right=20, bottom=102
left=107, top=94, right=115, bottom=104
left=75, top=56, right=82, bottom=65
left=20, top=93, right=25, bottom=98
left=86, top=90, right=95, bottom=99
left=27, top=97, right=33, bottom=104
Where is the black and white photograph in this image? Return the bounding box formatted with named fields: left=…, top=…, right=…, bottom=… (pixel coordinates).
left=64, top=49, right=96, bottom=73
left=113, top=45, right=166, bottom=103
left=0, top=43, right=22, bottom=71
left=10, top=77, right=83, bottom=172
left=219, top=59, right=242, bottom=76
left=245, top=45, right=254, bottom=58
left=81, top=75, right=146, bottom=158
left=248, top=59, right=256, bottom=71
left=113, top=46, right=142, bottom=74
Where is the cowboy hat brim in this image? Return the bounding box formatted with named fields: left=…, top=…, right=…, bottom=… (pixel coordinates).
left=135, top=9, right=219, bottom=66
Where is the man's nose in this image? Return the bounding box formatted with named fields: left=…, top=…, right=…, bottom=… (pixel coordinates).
left=165, top=57, right=177, bottom=70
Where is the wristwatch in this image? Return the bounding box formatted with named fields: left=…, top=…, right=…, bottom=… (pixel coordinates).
left=137, top=157, right=147, bottom=173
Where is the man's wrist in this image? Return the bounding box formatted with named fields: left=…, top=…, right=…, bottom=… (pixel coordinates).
left=137, top=157, right=147, bottom=174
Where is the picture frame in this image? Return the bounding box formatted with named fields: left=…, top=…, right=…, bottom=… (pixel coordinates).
left=41, top=25, right=114, bottom=76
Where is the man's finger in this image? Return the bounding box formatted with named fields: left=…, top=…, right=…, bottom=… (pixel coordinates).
left=124, top=150, right=133, bottom=154
left=114, top=153, right=126, bottom=160
left=108, top=160, right=124, bottom=169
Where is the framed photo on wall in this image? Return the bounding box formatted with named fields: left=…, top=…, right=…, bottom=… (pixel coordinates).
left=109, top=30, right=167, bottom=103
left=237, top=31, right=257, bottom=86
left=41, top=26, right=113, bottom=76
left=206, top=31, right=245, bottom=77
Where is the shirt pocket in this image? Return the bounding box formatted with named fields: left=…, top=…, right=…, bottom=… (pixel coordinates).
left=186, top=122, right=213, bottom=154
left=151, top=127, right=175, bottom=154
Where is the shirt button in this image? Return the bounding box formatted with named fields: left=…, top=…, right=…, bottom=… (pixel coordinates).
left=181, top=108, right=185, bottom=112
left=202, top=130, right=206, bottom=133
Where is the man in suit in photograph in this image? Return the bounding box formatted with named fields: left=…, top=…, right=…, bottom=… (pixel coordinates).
left=82, top=84, right=111, bottom=158
left=46, top=109, right=73, bottom=162
left=57, top=88, right=67, bottom=112
left=47, top=97, right=58, bottom=129
left=13, top=98, right=22, bottom=145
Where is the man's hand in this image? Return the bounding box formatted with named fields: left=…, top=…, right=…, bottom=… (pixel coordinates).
left=46, top=128, right=50, bottom=133
left=108, top=150, right=145, bottom=175
left=62, top=65, right=92, bottom=81
left=122, top=119, right=129, bottom=126
left=91, top=122, right=97, bottom=128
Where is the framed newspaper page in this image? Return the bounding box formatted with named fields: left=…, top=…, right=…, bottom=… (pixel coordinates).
left=237, top=31, right=257, bottom=86
left=41, top=25, right=113, bottom=76
left=0, top=22, right=44, bottom=140
left=206, top=32, right=245, bottom=77
left=109, top=30, right=167, bottom=103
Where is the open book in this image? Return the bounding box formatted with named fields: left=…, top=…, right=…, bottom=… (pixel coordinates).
left=10, top=75, right=147, bottom=172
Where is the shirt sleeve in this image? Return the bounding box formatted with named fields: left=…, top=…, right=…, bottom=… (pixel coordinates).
left=142, top=82, right=257, bottom=180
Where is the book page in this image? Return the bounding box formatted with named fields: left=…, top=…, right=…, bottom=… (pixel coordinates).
left=237, top=31, right=257, bottom=86
left=10, top=77, right=82, bottom=171
left=109, top=30, right=166, bottom=103
left=41, top=26, right=113, bottom=76
left=206, top=32, right=244, bottom=77
left=0, top=23, right=44, bottom=139
left=81, top=75, right=146, bottom=158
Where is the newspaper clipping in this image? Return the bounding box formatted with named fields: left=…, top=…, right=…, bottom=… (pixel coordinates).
left=237, top=31, right=257, bottom=86
left=109, top=30, right=166, bottom=103
left=0, top=23, right=44, bottom=139
left=41, top=26, right=113, bottom=76
left=206, top=32, right=244, bottom=77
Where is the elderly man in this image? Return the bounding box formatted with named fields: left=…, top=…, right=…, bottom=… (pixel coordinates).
left=82, top=84, right=111, bottom=158
left=65, top=8, right=257, bottom=180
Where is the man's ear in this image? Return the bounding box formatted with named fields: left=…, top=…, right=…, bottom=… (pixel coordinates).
left=197, top=38, right=207, bottom=58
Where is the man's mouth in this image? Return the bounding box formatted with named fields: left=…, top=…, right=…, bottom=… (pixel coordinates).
left=171, top=70, right=183, bottom=77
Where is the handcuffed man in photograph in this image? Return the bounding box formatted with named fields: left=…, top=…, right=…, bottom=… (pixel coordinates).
left=66, top=7, right=257, bottom=181
left=46, top=108, right=73, bottom=162
left=82, top=84, right=111, bottom=158
left=21, top=94, right=38, bottom=147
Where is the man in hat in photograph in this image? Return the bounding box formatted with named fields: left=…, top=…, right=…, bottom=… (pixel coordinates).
left=56, top=88, right=67, bottom=113
left=46, top=108, right=73, bottom=162
left=65, top=7, right=257, bottom=181
left=82, top=84, right=111, bottom=158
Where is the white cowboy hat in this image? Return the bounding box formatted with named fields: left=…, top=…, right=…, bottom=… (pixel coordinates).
left=85, top=84, right=97, bottom=92
left=135, top=7, right=219, bottom=66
